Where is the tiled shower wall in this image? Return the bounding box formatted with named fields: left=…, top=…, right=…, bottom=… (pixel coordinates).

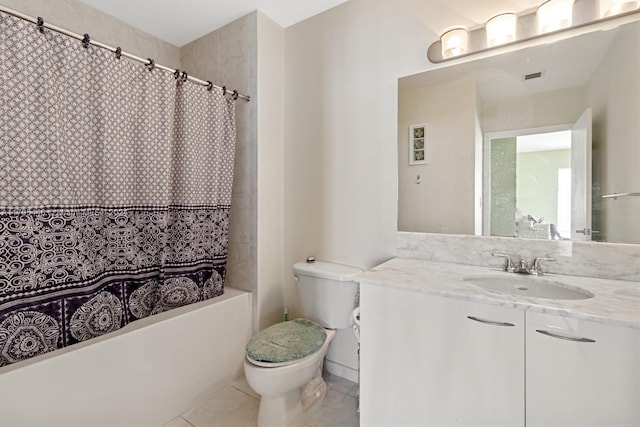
left=181, top=14, right=259, bottom=310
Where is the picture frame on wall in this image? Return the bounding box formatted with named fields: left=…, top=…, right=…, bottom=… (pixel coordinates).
left=409, top=123, right=428, bottom=165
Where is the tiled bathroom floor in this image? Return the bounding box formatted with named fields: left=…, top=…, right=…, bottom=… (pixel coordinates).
left=163, top=372, right=359, bottom=427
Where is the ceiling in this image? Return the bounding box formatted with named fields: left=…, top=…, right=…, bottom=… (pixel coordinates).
left=77, top=0, right=351, bottom=47
left=517, top=131, right=572, bottom=153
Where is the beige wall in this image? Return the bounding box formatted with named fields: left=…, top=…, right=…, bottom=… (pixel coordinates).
left=588, top=23, right=640, bottom=244
left=481, top=86, right=588, bottom=134
left=398, top=78, right=477, bottom=234
left=284, top=0, right=451, bottom=371
left=256, top=12, right=285, bottom=330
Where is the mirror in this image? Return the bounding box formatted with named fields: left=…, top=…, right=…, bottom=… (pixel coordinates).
left=398, top=18, right=640, bottom=244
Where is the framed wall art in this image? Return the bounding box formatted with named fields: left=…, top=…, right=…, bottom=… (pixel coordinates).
left=409, top=123, right=428, bottom=165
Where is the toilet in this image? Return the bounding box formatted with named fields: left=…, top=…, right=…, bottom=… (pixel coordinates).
left=244, top=259, right=362, bottom=427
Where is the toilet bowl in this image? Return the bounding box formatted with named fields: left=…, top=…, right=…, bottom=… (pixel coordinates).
left=244, top=327, right=336, bottom=427
left=243, top=259, right=362, bottom=427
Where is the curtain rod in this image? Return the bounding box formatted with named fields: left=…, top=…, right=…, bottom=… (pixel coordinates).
left=0, top=5, right=251, bottom=102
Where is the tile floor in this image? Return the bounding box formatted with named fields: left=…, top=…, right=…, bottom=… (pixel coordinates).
left=163, top=372, right=359, bottom=427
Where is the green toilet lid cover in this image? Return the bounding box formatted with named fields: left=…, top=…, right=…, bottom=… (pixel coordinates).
left=246, top=318, right=327, bottom=364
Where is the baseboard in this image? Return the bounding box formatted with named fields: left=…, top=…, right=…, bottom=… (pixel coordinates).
left=325, top=359, right=359, bottom=383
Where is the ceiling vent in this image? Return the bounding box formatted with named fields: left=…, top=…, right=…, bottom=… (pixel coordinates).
left=524, top=71, right=544, bottom=80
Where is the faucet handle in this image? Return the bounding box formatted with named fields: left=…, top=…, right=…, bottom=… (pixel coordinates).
left=492, top=252, right=515, bottom=273
left=532, top=257, right=556, bottom=275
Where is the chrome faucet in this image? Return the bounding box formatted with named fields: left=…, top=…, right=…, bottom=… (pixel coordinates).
left=492, top=253, right=515, bottom=273
left=531, top=257, right=556, bottom=276
left=515, top=259, right=532, bottom=274
left=492, top=253, right=556, bottom=275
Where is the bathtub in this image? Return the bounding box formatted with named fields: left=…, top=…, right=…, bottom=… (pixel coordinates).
left=0, top=288, right=252, bottom=427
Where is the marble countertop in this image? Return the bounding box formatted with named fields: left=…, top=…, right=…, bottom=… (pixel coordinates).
left=357, top=257, right=640, bottom=329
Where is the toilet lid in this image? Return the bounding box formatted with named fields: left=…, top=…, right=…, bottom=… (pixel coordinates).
left=246, top=318, right=327, bottom=366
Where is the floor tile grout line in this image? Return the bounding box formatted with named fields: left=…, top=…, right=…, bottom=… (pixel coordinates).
left=230, top=383, right=260, bottom=400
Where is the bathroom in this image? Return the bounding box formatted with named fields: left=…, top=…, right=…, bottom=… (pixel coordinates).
left=0, top=0, right=638, bottom=426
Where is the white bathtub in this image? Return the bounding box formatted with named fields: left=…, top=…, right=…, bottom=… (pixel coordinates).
left=0, top=288, right=252, bottom=427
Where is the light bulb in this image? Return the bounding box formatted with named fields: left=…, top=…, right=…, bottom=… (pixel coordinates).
left=485, top=13, right=518, bottom=47
left=537, top=0, right=575, bottom=34
left=599, top=0, right=640, bottom=17
left=440, top=27, right=470, bottom=59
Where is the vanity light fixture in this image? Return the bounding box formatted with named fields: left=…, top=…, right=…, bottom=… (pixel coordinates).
left=537, top=0, right=575, bottom=33
left=427, top=0, right=640, bottom=63
left=440, top=26, right=470, bottom=59
left=486, top=12, right=518, bottom=47
left=599, top=0, right=640, bottom=17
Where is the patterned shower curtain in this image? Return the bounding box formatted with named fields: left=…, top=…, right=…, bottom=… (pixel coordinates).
left=0, top=13, right=236, bottom=366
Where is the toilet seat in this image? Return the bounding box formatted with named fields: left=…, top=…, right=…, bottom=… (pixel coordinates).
left=246, top=318, right=327, bottom=367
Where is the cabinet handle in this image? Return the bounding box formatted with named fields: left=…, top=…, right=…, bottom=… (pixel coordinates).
left=535, top=329, right=596, bottom=343
left=467, top=316, right=515, bottom=327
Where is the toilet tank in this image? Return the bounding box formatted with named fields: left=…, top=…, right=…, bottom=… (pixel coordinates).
left=293, top=260, right=363, bottom=329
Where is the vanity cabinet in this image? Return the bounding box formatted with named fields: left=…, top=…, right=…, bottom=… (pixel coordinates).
left=360, top=285, right=525, bottom=426
left=526, top=312, right=640, bottom=427
left=360, top=283, right=640, bottom=426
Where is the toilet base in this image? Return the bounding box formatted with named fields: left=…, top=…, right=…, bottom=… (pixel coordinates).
left=257, top=376, right=327, bottom=427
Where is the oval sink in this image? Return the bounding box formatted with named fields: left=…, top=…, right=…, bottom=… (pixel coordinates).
left=463, top=274, right=594, bottom=300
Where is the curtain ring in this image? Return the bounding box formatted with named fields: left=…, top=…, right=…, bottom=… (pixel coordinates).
left=82, top=33, right=91, bottom=49
left=206, top=81, right=213, bottom=91
left=146, top=58, right=155, bottom=72
left=181, top=71, right=188, bottom=82
left=232, top=90, right=239, bottom=100
left=174, top=69, right=181, bottom=79
left=222, top=86, right=227, bottom=96
left=37, top=17, right=45, bottom=34
left=115, top=47, right=122, bottom=60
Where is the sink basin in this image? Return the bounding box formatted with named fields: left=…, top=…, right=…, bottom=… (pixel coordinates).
left=463, top=274, right=594, bottom=300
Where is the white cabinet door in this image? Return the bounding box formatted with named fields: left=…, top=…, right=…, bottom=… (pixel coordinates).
left=360, top=284, right=524, bottom=426
left=527, top=312, right=640, bottom=427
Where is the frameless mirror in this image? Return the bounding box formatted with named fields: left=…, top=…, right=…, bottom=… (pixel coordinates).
left=398, top=18, right=640, bottom=244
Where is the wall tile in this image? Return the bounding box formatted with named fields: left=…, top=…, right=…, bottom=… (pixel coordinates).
left=180, top=13, right=258, bottom=316
left=181, top=30, right=220, bottom=84
left=1, top=0, right=181, bottom=68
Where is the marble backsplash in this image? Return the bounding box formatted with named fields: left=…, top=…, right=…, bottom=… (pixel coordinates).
left=397, top=232, right=640, bottom=283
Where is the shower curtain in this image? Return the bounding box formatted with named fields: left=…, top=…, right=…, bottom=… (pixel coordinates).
left=0, top=13, right=236, bottom=366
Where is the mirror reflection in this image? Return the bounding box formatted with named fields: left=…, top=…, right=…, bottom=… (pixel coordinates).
left=398, top=18, right=640, bottom=244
